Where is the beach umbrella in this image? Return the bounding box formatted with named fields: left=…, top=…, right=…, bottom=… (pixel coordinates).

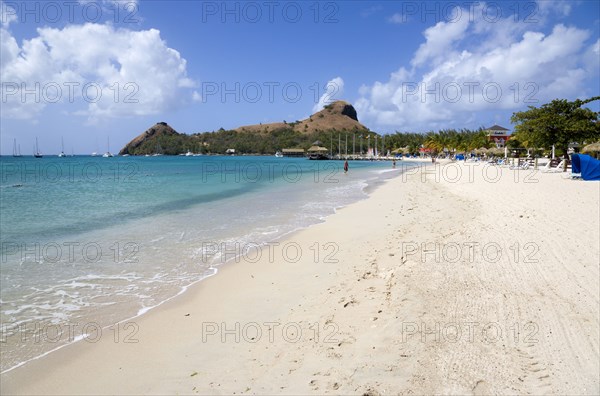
left=582, top=142, right=600, bottom=154
left=487, top=147, right=504, bottom=156
left=392, top=146, right=410, bottom=154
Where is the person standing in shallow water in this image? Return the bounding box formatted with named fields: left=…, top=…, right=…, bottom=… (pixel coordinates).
left=344, top=160, right=349, bottom=174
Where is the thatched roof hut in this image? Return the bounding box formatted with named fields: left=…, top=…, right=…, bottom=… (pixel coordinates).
left=487, top=147, right=505, bottom=156
left=282, top=148, right=305, bottom=157
left=582, top=142, right=600, bottom=154
left=307, top=145, right=328, bottom=152
left=391, top=146, right=409, bottom=154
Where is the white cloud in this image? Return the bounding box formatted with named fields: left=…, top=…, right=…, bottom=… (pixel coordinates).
left=387, top=13, right=405, bottom=24
left=312, top=77, right=344, bottom=113
left=1, top=21, right=196, bottom=121
left=537, top=0, right=572, bottom=18
left=361, top=5, right=382, bottom=18
left=411, top=17, right=470, bottom=68
left=357, top=4, right=597, bottom=131
left=583, top=38, right=600, bottom=76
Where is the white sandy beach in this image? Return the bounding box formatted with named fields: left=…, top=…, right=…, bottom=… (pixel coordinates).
left=2, top=162, right=599, bottom=395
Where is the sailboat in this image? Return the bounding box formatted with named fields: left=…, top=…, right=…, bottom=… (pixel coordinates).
left=12, top=139, right=22, bottom=157
left=33, top=137, right=43, bottom=158
left=102, top=137, right=113, bottom=157
left=58, top=137, right=66, bottom=157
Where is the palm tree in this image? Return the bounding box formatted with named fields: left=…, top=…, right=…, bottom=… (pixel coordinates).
left=424, top=131, right=443, bottom=155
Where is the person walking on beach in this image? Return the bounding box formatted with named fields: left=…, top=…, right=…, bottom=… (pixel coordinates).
left=344, top=160, right=349, bottom=174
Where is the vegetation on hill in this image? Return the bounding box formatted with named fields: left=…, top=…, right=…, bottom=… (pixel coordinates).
left=120, top=101, right=375, bottom=156
left=122, top=124, right=491, bottom=156
left=122, top=126, right=380, bottom=156
left=119, top=98, right=599, bottom=157
left=232, top=101, right=369, bottom=136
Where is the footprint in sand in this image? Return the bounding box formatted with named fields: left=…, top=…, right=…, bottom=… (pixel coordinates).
left=337, top=336, right=356, bottom=348
left=340, top=296, right=358, bottom=307
left=472, top=379, right=490, bottom=395
left=362, top=387, right=381, bottom=396
left=517, top=349, right=553, bottom=390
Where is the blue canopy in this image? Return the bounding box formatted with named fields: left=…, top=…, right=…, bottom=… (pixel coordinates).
left=455, top=154, right=465, bottom=161
left=572, top=154, right=600, bottom=181
left=572, top=154, right=581, bottom=174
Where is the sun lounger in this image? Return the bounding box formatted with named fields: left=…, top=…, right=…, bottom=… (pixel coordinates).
left=540, top=161, right=552, bottom=172
left=510, top=162, right=529, bottom=170
left=542, top=160, right=565, bottom=173
left=542, top=160, right=566, bottom=173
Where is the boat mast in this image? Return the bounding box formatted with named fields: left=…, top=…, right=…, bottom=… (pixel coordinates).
left=345, top=133, right=348, bottom=156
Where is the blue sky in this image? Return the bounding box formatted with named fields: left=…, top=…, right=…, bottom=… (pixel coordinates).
left=1, top=0, right=599, bottom=155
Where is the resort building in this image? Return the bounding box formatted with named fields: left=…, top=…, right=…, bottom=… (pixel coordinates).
left=281, top=148, right=305, bottom=157
left=485, top=125, right=511, bottom=148
left=307, top=145, right=330, bottom=160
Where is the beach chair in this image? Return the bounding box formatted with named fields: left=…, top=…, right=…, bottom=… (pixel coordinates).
left=540, top=161, right=553, bottom=172
left=543, top=160, right=565, bottom=173
left=509, top=161, right=529, bottom=170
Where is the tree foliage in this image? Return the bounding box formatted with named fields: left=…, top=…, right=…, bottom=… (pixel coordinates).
left=421, top=128, right=490, bottom=154
left=124, top=97, right=600, bottom=156
left=124, top=127, right=499, bottom=156
left=510, top=97, right=600, bottom=151
left=126, top=128, right=381, bottom=156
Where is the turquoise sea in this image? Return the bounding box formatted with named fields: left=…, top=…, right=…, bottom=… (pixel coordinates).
left=0, top=155, right=416, bottom=372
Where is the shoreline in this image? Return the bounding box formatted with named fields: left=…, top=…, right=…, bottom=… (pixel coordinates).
left=0, top=161, right=416, bottom=375
left=2, top=162, right=598, bottom=394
